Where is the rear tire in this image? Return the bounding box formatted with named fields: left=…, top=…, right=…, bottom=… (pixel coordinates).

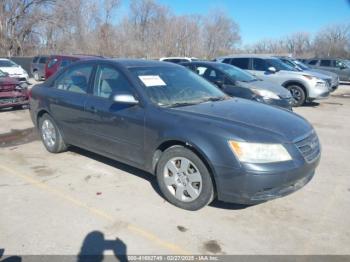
left=33, top=71, right=40, bottom=81
left=156, top=146, right=214, bottom=210
left=287, top=84, right=306, bottom=107
left=39, top=114, right=67, bottom=153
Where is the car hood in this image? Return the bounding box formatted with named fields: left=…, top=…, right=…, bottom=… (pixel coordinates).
left=308, top=69, right=338, bottom=80
left=237, top=79, right=292, bottom=98
left=303, top=69, right=332, bottom=80
left=0, top=66, right=26, bottom=75
left=172, top=98, right=312, bottom=143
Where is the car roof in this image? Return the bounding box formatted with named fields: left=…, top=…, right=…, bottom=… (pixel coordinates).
left=49, top=54, right=103, bottom=59
left=180, top=61, right=221, bottom=66
left=74, top=59, right=180, bottom=68
left=217, top=54, right=278, bottom=59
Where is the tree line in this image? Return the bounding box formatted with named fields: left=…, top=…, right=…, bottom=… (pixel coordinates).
left=0, top=0, right=349, bottom=59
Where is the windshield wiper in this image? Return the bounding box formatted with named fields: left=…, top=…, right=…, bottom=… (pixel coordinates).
left=163, top=101, right=200, bottom=108
left=199, top=96, right=227, bottom=103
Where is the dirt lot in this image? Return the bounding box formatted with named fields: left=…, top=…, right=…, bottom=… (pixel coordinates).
left=0, top=84, right=350, bottom=257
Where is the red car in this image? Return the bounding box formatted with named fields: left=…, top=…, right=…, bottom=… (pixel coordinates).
left=45, top=55, right=103, bottom=79
left=0, top=70, right=28, bottom=109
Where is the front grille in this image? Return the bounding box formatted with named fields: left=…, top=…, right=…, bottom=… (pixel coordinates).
left=295, top=131, right=320, bottom=163
left=0, top=97, right=25, bottom=105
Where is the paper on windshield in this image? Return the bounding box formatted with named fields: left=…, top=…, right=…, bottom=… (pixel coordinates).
left=138, top=75, right=166, bottom=87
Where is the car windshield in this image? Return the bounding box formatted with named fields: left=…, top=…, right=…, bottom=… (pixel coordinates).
left=215, top=63, right=257, bottom=82
left=293, top=60, right=310, bottom=70
left=266, top=58, right=297, bottom=71
left=129, top=66, right=227, bottom=107
left=0, top=60, right=18, bottom=67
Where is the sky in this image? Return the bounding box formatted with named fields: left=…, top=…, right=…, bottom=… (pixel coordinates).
left=120, top=0, right=350, bottom=46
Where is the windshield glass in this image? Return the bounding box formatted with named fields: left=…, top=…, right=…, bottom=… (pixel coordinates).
left=129, top=66, right=227, bottom=107
left=266, top=59, right=297, bottom=71
left=293, top=60, right=310, bottom=70
left=0, top=60, right=18, bottom=67
left=215, top=63, right=257, bottom=82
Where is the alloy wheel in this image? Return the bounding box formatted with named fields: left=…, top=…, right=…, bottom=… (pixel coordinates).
left=41, top=119, right=56, bottom=148
left=163, top=157, right=202, bottom=202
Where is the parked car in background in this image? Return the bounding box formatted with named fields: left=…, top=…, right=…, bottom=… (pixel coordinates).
left=217, top=55, right=330, bottom=106
left=0, top=58, right=29, bottom=83
left=30, top=55, right=49, bottom=81
left=305, top=58, right=350, bottom=82
left=277, top=57, right=339, bottom=91
left=0, top=70, right=28, bottom=109
left=45, top=55, right=102, bottom=79
left=30, top=59, right=320, bottom=210
left=181, top=61, right=293, bottom=110
left=160, top=57, right=199, bottom=64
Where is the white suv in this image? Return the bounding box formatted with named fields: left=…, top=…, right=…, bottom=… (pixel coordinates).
left=160, top=57, right=199, bottom=64
left=216, top=55, right=330, bottom=106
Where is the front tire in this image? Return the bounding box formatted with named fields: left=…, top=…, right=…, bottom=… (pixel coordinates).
left=156, top=146, right=214, bottom=210
left=39, top=114, right=67, bottom=153
left=287, top=84, right=306, bottom=107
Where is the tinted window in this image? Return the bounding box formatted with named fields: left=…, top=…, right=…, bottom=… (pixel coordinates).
left=335, top=60, right=347, bottom=68
left=308, top=60, right=318, bottom=65
left=60, top=59, right=73, bottom=68
left=252, top=58, right=268, bottom=71
left=320, top=60, right=331, bottom=67
left=93, top=65, right=133, bottom=99
left=266, top=59, right=296, bottom=71
left=230, top=58, right=249, bottom=69
left=215, top=63, right=257, bottom=82
left=164, top=59, right=188, bottom=63
left=222, top=58, right=232, bottom=64
left=39, top=57, right=47, bottom=64
left=47, top=58, right=59, bottom=68
left=54, top=64, right=93, bottom=94
left=33, top=57, right=39, bottom=63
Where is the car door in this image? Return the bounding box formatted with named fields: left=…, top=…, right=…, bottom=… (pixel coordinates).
left=318, top=59, right=337, bottom=73
left=335, top=60, right=350, bottom=81
left=251, top=58, right=286, bottom=85
left=48, top=63, right=94, bottom=147
left=84, top=63, right=145, bottom=166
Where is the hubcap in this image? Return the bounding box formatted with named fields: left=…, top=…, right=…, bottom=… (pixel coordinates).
left=41, top=119, right=56, bottom=148
left=163, top=157, right=202, bottom=202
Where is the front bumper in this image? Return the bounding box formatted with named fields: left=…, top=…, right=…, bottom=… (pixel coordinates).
left=0, top=90, right=29, bottom=109
left=213, top=136, right=320, bottom=205
left=308, top=87, right=330, bottom=100
left=9, top=74, right=29, bottom=83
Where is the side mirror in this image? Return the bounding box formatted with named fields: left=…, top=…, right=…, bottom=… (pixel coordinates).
left=267, top=67, right=277, bottom=73
left=112, top=94, right=139, bottom=105
left=340, top=65, right=348, bottom=70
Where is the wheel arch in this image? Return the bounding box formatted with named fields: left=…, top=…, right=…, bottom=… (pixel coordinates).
left=282, top=80, right=308, bottom=97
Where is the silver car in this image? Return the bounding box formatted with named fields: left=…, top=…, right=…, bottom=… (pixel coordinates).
left=305, top=58, right=350, bottom=82
left=278, top=57, right=339, bottom=91
left=217, top=55, right=330, bottom=106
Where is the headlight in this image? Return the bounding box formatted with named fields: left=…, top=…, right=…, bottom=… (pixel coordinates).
left=302, top=74, right=315, bottom=80
left=228, top=140, right=292, bottom=163
left=251, top=88, right=280, bottom=100
left=315, top=81, right=326, bottom=87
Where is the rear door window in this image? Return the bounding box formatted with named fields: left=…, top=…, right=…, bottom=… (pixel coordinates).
left=230, top=58, right=250, bottom=69
left=320, top=60, right=332, bottom=67
left=222, top=58, right=232, bottom=64
left=252, top=58, right=268, bottom=71
left=54, top=64, right=93, bottom=94
left=32, top=57, right=39, bottom=63
left=39, top=57, right=47, bottom=64
left=308, top=60, right=318, bottom=65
